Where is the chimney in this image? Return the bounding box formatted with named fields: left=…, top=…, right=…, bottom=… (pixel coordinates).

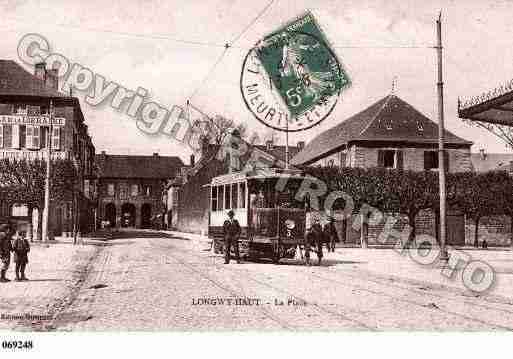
left=266, top=139, right=274, bottom=151
left=34, top=62, right=46, bottom=81
left=297, top=141, right=305, bottom=151
left=479, top=148, right=486, bottom=160
left=190, top=154, right=195, bottom=167
left=46, top=68, right=58, bottom=90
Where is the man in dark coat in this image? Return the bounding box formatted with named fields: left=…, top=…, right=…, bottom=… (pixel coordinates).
left=223, top=210, right=241, bottom=264
left=304, top=218, right=324, bottom=266
left=0, top=224, right=13, bottom=282
left=12, top=231, right=30, bottom=281
left=324, top=217, right=339, bottom=253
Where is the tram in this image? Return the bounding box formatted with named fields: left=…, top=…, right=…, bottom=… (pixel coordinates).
left=208, top=168, right=308, bottom=263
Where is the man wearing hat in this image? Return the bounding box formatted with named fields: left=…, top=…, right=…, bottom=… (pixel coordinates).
left=304, top=217, right=324, bottom=266
left=324, top=217, right=339, bottom=253
left=0, top=224, right=13, bottom=282
left=223, top=210, right=241, bottom=264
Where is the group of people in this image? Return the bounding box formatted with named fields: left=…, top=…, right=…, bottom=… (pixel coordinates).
left=222, top=210, right=342, bottom=266
left=0, top=224, right=30, bottom=282
left=302, top=216, right=340, bottom=266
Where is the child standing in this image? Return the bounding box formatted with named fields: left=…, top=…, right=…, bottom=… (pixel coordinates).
left=13, top=231, right=30, bottom=281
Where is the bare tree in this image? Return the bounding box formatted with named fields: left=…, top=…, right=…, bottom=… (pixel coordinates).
left=463, top=119, right=513, bottom=149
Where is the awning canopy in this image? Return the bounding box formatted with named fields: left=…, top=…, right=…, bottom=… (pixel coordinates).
left=458, top=81, right=513, bottom=125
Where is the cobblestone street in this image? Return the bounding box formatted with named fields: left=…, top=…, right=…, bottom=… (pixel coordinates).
left=8, top=231, right=507, bottom=331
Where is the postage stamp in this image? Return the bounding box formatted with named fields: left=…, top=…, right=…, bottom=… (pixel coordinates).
left=240, top=11, right=350, bottom=132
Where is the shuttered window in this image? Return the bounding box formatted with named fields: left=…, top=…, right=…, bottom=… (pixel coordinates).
left=25, top=125, right=33, bottom=149
left=2, top=125, right=12, bottom=148
left=12, top=125, right=20, bottom=148
left=52, top=127, right=61, bottom=150
left=32, top=126, right=40, bottom=148
left=396, top=150, right=404, bottom=169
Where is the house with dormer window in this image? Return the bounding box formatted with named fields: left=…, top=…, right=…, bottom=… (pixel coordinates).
left=291, top=94, right=473, bottom=172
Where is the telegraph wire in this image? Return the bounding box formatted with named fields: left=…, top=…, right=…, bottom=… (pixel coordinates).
left=229, top=0, right=276, bottom=45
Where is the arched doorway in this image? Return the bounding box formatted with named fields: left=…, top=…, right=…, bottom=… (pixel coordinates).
left=121, top=203, right=136, bottom=227
left=141, top=203, right=152, bottom=229
left=105, top=203, right=116, bottom=228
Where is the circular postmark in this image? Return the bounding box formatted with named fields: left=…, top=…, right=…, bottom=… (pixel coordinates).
left=240, top=31, right=348, bottom=132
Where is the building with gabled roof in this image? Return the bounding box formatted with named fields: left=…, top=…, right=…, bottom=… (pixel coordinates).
left=292, top=94, right=473, bottom=173
left=95, top=151, right=185, bottom=229
left=0, top=59, right=96, bottom=237
left=167, top=135, right=303, bottom=235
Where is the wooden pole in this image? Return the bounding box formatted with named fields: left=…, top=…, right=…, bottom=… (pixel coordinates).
left=436, top=13, right=449, bottom=261
left=42, top=100, right=53, bottom=242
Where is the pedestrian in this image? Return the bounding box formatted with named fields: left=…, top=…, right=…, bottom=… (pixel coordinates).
left=304, top=217, right=323, bottom=266
left=0, top=224, right=13, bottom=282
left=12, top=230, right=30, bottom=281
left=324, top=217, right=339, bottom=253
left=482, top=239, right=488, bottom=249
left=223, top=210, right=241, bottom=264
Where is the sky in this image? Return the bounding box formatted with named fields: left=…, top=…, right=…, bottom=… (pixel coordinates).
left=2, top=0, right=513, bottom=163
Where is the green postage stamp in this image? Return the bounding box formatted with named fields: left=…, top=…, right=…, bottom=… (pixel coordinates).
left=241, top=11, right=350, bottom=131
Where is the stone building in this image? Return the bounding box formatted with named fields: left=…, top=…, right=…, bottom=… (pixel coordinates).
left=170, top=136, right=301, bottom=235
left=292, top=94, right=473, bottom=171
left=291, top=94, right=474, bottom=246
left=96, top=152, right=184, bottom=229
left=0, top=59, right=96, bottom=237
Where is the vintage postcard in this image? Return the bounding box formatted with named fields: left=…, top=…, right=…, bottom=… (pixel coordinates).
left=0, top=0, right=512, bottom=356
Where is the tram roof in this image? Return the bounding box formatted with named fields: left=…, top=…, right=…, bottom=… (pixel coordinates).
left=210, top=168, right=306, bottom=186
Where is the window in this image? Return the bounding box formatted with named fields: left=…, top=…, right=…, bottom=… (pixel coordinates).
left=107, top=183, right=115, bottom=196
left=14, top=104, right=27, bottom=115
left=145, top=185, right=151, bottom=196
left=52, top=127, right=61, bottom=150
left=211, top=186, right=218, bottom=211
left=424, top=150, right=449, bottom=171
left=231, top=183, right=238, bottom=209
left=0, top=125, right=2, bottom=148
left=224, top=184, right=230, bottom=210
left=119, top=183, right=128, bottom=199
left=2, top=125, right=12, bottom=148
left=40, top=126, right=49, bottom=148
left=240, top=182, right=246, bottom=209
left=378, top=149, right=403, bottom=169
left=218, top=185, right=224, bottom=210
left=11, top=204, right=28, bottom=217
left=131, top=184, right=138, bottom=197
left=27, top=105, right=40, bottom=116
left=19, top=125, right=26, bottom=148
left=424, top=151, right=438, bottom=170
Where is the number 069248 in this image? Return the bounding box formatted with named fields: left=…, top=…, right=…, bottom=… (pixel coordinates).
left=2, top=340, right=34, bottom=350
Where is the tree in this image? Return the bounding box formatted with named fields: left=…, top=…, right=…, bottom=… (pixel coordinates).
left=0, top=158, right=77, bottom=239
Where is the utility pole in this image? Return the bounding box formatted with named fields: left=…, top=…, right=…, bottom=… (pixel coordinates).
left=42, top=99, right=53, bottom=242
left=436, top=13, right=449, bottom=261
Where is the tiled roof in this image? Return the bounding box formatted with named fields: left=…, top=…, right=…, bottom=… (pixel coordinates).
left=292, top=95, right=473, bottom=165
left=254, top=144, right=300, bottom=164
left=470, top=153, right=513, bottom=173
left=0, top=60, right=66, bottom=97
left=95, top=154, right=185, bottom=179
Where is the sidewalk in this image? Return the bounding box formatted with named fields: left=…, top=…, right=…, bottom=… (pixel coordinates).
left=0, top=238, right=99, bottom=331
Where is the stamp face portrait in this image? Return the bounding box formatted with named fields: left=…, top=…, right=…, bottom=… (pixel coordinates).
left=240, top=11, right=350, bottom=132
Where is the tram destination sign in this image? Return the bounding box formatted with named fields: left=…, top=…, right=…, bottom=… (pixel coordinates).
left=0, top=115, right=66, bottom=126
